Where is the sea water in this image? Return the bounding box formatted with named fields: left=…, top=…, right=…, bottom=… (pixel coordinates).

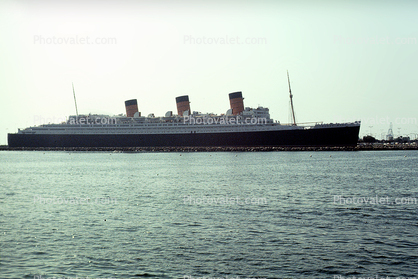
left=1, top=150, right=417, bottom=279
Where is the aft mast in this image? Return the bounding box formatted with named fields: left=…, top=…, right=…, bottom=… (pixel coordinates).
left=287, top=71, right=297, bottom=126
left=72, top=82, right=79, bottom=117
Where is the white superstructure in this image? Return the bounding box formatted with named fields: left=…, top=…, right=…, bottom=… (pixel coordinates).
left=17, top=106, right=360, bottom=135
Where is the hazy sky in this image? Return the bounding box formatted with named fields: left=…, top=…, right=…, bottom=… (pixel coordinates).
left=1, top=0, right=417, bottom=144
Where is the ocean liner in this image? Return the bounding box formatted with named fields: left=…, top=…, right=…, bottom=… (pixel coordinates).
left=8, top=79, right=360, bottom=148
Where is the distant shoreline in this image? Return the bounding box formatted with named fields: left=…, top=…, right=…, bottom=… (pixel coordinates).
left=0, top=143, right=417, bottom=152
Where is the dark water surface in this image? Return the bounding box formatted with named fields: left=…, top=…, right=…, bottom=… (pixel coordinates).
left=1, top=151, right=417, bottom=279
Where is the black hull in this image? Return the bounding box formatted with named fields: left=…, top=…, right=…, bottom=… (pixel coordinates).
left=8, top=126, right=360, bottom=148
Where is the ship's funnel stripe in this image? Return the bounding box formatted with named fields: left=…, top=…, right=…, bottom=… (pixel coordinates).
left=125, top=99, right=138, bottom=106
left=229, top=92, right=243, bottom=100
left=176, top=95, right=189, bottom=103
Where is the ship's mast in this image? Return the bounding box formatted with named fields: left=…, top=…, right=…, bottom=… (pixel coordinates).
left=72, top=82, right=79, bottom=117
left=287, top=70, right=297, bottom=126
